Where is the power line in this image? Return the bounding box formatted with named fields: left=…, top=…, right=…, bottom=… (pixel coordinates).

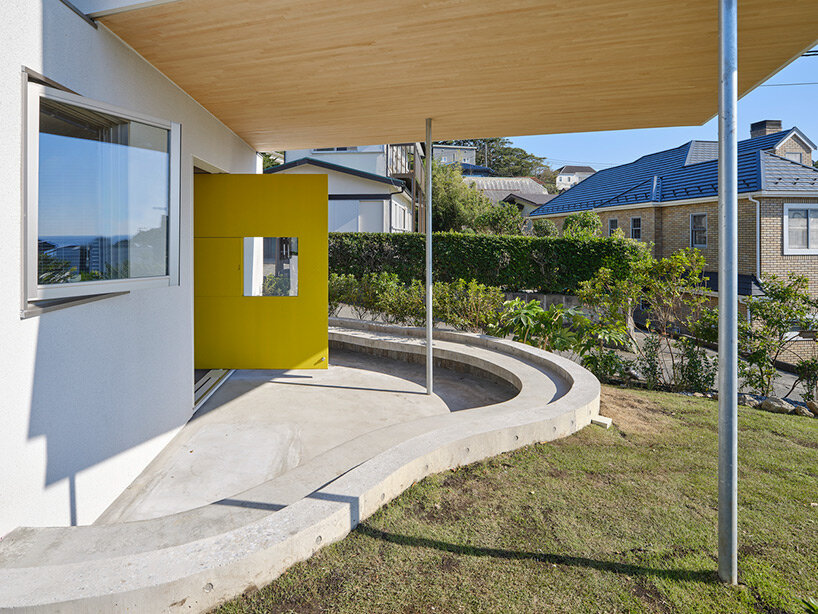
left=759, top=82, right=818, bottom=87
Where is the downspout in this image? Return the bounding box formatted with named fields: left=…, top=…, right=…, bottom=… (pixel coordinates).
left=747, top=194, right=761, bottom=324
left=748, top=194, right=760, bottom=281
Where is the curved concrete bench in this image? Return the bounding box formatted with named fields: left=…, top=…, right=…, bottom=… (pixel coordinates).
left=0, top=321, right=599, bottom=613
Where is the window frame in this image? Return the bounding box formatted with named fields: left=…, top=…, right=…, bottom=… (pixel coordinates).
left=783, top=203, right=818, bottom=255
left=608, top=217, right=619, bottom=236
left=25, top=83, right=181, bottom=302
left=630, top=216, right=642, bottom=240
left=784, top=152, right=803, bottom=164
left=690, top=213, right=707, bottom=248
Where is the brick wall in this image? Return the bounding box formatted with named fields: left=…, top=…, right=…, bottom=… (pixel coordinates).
left=655, top=199, right=757, bottom=276
left=775, top=136, right=813, bottom=165
left=759, top=197, right=818, bottom=297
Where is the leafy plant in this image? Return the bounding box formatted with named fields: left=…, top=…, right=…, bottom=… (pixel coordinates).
left=431, top=161, right=492, bottom=231
left=531, top=218, right=559, bottom=237
left=489, top=299, right=578, bottom=351
left=793, top=358, right=818, bottom=402
left=562, top=211, right=602, bottom=239
left=803, top=597, right=818, bottom=614
left=739, top=274, right=818, bottom=396
left=636, top=334, right=663, bottom=390
left=475, top=204, right=527, bottom=236
left=329, top=231, right=648, bottom=294
left=579, top=248, right=715, bottom=391
left=572, top=317, right=632, bottom=382
left=677, top=337, right=718, bottom=393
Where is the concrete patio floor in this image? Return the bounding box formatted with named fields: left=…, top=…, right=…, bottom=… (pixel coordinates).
left=99, top=349, right=519, bottom=523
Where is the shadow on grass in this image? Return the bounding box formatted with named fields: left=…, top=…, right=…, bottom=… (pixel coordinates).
left=357, top=525, right=718, bottom=584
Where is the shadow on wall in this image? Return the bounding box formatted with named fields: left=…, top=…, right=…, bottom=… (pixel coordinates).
left=26, top=293, right=194, bottom=526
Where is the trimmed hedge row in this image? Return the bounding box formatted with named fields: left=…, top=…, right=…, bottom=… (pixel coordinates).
left=329, top=232, right=648, bottom=294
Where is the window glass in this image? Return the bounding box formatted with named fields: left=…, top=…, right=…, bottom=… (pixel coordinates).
left=37, top=97, right=170, bottom=285
left=691, top=214, right=707, bottom=247
left=789, top=209, right=808, bottom=249
left=809, top=210, right=818, bottom=249
left=631, top=217, right=642, bottom=240
left=244, top=237, right=298, bottom=297
left=608, top=218, right=618, bottom=236
left=785, top=152, right=803, bottom=164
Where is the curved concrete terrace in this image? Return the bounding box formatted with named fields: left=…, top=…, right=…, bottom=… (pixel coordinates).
left=0, top=320, right=600, bottom=613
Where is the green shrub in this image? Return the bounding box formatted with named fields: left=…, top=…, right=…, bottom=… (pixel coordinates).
left=329, top=232, right=648, bottom=294
left=739, top=274, right=818, bottom=396
left=562, top=211, right=602, bottom=239
left=433, top=279, right=504, bottom=333
left=531, top=218, right=558, bottom=237
left=329, top=274, right=503, bottom=333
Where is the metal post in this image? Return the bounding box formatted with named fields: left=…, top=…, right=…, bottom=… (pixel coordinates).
left=425, top=118, right=434, bottom=395
left=717, top=0, right=738, bottom=585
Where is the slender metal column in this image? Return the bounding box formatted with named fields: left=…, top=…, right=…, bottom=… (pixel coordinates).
left=717, top=0, right=738, bottom=585
left=425, top=118, right=434, bottom=395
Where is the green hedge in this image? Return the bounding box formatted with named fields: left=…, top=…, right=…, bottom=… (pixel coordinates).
left=329, top=232, right=648, bottom=294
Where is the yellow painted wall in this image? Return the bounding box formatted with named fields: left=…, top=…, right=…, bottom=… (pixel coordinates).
left=194, top=174, right=328, bottom=369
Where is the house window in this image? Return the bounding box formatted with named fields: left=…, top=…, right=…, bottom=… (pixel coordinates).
left=785, top=152, right=803, bottom=164
left=441, top=156, right=448, bottom=162
left=608, top=218, right=619, bottom=236
left=27, top=83, right=181, bottom=302
left=690, top=213, right=707, bottom=248
left=314, top=146, right=357, bottom=152
left=630, top=216, right=642, bottom=240
left=783, top=204, right=818, bottom=254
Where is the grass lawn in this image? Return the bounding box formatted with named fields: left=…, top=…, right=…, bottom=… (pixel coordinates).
left=216, top=386, right=818, bottom=614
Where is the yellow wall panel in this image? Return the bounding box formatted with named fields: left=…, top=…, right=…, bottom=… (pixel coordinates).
left=193, top=174, right=328, bottom=370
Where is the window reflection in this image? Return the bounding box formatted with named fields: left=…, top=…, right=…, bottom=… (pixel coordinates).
left=244, top=237, right=298, bottom=297
left=37, top=98, right=170, bottom=285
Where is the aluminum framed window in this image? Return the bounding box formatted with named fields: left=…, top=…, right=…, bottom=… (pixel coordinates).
left=630, top=216, right=642, bottom=240
left=690, top=213, right=707, bottom=248
left=783, top=204, right=818, bottom=255
left=25, top=83, right=181, bottom=301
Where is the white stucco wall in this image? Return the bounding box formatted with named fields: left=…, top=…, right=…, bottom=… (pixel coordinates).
left=284, top=148, right=386, bottom=175
left=0, top=1, right=257, bottom=535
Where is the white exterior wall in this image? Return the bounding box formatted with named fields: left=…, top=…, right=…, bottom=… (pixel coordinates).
left=0, top=1, right=257, bottom=535
left=284, top=147, right=386, bottom=175
left=270, top=164, right=412, bottom=233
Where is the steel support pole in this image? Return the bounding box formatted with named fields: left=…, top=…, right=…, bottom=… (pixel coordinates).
left=717, top=0, right=739, bottom=585
left=425, top=118, right=434, bottom=395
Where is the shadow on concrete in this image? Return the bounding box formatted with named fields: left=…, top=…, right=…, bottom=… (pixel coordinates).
left=355, top=526, right=719, bottom=585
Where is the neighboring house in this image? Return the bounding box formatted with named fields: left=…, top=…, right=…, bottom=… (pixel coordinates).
left=284, top=144, right=426, bottom=231
left=265, top=158, right=413, bottom=233
left=555, top=165, right=596, bottom=191
left=530, top=120, right=818, bottom=298
left=466, top=176, right=552, bottom=216
left=433, top=144, right=477, bottom=165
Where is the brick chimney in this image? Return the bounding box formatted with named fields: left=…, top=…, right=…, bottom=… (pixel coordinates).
left=750, top=120, right=783, bottom=139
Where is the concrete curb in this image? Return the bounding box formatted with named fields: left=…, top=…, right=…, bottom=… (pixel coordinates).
left=0, top=322, right=599, bottom=613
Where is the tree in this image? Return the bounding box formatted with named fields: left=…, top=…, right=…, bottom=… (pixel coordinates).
left=260, top=152, right=283, bottom=170
left=430, top=161, right=492, bottom=231
left=475, top=203, right=526, bottom=235
left=562, top=211, right=602, bottom=238
left=532, top=218, right=559, bottom=237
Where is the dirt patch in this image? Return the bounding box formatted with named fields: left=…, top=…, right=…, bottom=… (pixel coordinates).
left=633, top=579, right=671, bottom=614
left=600, top=387, right=674, bottom=436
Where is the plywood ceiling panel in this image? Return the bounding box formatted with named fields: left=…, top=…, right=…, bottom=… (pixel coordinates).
left=100, top=0, right=818, bottom=151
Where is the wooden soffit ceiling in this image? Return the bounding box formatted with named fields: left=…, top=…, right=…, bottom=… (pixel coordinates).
left=100, top=0, right=818, bottom=151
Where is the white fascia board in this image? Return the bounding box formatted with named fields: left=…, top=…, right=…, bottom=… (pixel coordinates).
left=72, top=0, right=183, bottom=18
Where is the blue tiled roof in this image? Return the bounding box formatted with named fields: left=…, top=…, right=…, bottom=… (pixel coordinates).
left=531, top=129, right=815, bottom=217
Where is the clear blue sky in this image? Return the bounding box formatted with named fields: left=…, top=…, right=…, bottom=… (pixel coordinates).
left=509, top=48, right=818, bottom=170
